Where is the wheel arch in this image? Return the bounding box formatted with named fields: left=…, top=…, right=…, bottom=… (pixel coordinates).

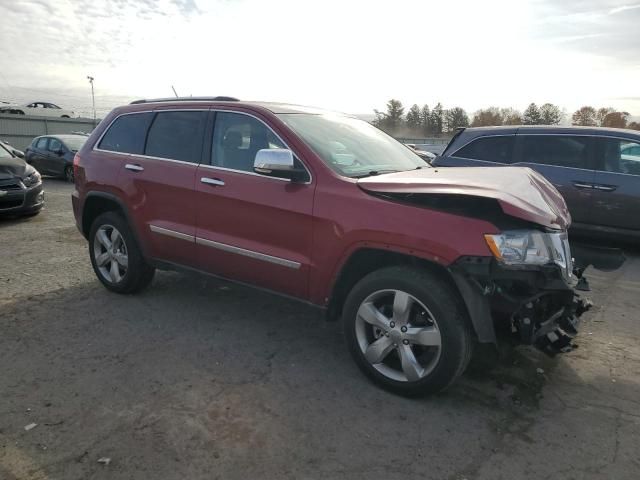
left=326, top=247, right=496, bottom=344
left=81, top=192, right=143, bottom=251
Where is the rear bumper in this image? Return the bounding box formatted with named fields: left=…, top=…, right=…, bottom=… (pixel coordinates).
left=0, top=183, right=44, bottom=216
left=450, top=256, right=592, bottom=355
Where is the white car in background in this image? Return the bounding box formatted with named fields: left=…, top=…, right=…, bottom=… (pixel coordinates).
left=0, top=101, right=74, bottom=118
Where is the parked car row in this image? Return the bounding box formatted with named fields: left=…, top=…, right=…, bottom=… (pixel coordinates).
left=434, top=126, right=640, bottom=241
left=0, top=133, right=87, bottom=218
left=0, top=140, right=44, bottom=217
left=0, top=101, right=75, bottom=118
left=71, top=97, right=591, bottom=396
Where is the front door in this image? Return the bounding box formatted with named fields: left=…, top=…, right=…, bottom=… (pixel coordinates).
left=45, top=137, right=66, bottom=176
left=513, top=134, right=596, bottom=227
left=590, top=137, right=640, bottom=232
left=194, top=111, right=315, bottom=299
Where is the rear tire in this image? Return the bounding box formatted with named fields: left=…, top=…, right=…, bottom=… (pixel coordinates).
left=343, top=266, right=473, bottom=396
left=64, top=165, right=74, bottom=183
left=89, top=211, right=154, bottom=294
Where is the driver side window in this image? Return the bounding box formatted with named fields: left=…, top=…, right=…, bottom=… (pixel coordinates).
left=211, top=112, right=286, bottom=173
left=48, top=138, right=62, bottom=152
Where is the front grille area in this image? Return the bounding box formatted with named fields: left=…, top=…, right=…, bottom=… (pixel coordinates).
left=0, top=179, right=24, bottom=191
left=0, top=197, right=24, bottom=209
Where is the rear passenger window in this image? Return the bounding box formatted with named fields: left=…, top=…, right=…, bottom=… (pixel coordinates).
left=98, top=112, right=154, bottom=154
left=145, top=111, right=207, bottom=163
left=596, top=138, right=640, bottom=176
left=520, top=135, right=590, bottom=169
left=454, top=136, right=514, bottom=163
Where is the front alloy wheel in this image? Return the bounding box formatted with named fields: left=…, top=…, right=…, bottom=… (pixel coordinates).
left=93, top=224, right=128, bottom=283
left=356, top=290, right=442, bottom=382
left=343, top=266, right=473, bottom=396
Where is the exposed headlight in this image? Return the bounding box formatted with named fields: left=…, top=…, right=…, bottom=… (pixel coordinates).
left=22, top=170, right=41, bottom=187
left=484, top=230, right=571, bottom=271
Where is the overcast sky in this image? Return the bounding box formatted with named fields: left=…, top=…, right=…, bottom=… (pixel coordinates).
left=0, top=0, right=639, bottom=119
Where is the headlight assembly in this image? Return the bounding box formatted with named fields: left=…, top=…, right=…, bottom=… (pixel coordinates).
left=484, top=230, right=570, bottom=271
left=22, top=170, right=41, bottom=187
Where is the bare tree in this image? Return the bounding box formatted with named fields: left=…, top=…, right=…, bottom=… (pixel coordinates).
left=501, top=108, right=522, bottom=125
left=601, top=111, right=629, bottom=128
left=572, top=106, right=597, bottom=126
left=471, top=107, right=503, bottom=127
left=596, top=107, right=615, bottom=126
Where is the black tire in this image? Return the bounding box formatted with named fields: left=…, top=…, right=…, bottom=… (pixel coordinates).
left=64, top=165, right=74, bottom=183
left=343, top=266, right=473, bottom=396
left=61, top=115, right=70, bottom=118
left=89, top=211, right=155, bottom=294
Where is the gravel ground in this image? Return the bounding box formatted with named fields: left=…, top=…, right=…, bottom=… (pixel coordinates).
left=1, top=180, right=639, bottom=480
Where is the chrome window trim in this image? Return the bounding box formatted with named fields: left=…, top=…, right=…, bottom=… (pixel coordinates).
left=210, top=109, right=313, bottom=185
left=149, top=225, right=195, bottom=242
left=195, top=237, right=301, bottom=269
left=92, top=108, right=209, bottom=158
left=92, top=107, right=313, bottom=184
left=149, top=224, right=302, bottom=269
left=198, top=163, right=289, bottom=182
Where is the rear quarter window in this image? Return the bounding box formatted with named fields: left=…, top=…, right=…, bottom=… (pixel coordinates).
left=453, top=135, right=514, bottom=163
left=98, top=112, right=154, bottom=154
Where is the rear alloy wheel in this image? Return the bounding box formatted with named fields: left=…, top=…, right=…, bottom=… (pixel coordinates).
left=89, top=212, right=155, bottom=293
left=93, top=224, right=129, bottom=284
left=64, top=165, right=74, bottom=183
left=343, top=266, right=473, bottom=396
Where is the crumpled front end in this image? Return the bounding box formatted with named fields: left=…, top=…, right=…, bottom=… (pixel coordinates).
left=450, top=251, right=592, bottom=356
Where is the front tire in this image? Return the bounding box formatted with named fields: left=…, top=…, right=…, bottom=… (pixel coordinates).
left=343, top=266, right=473, bottom=396
left=89, top=212, right=155, bottom=293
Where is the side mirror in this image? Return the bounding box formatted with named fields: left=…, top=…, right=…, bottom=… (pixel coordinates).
left=56, top=148, right=64, bottom=156
left=254, top=149, right=307, bottom=182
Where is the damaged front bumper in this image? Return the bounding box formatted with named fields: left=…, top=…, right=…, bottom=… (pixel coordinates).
left=449, top=256, right=592, bottom=356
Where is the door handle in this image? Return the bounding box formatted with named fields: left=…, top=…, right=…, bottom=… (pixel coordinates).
left=572, top=181, right=594, bottom=190
left=201, top=177, right=225, bottom=186
left=593, top=184, right=617, bottom=192
left=125, top=163, right=144, bottom=172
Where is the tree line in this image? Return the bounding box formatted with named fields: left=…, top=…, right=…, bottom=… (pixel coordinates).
left=372, top=99, right=639, bottom=137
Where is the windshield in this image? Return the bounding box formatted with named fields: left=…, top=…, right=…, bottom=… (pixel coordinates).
left=62, top=136, right=87, bottom=151
left=0, top=143, right=13, bottom=159
left=277, top=113, right=427, bottom=178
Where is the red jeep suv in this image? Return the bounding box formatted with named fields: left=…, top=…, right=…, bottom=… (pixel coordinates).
left=72, top=97, right=590, bottom=396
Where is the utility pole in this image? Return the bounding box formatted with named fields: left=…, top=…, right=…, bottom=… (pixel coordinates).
left=87, top=76, right=96, bottom=127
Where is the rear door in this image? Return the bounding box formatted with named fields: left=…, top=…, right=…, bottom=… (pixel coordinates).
left=29, top=137, right=51, bottom=173
left=513, top=134, right=596, bottom=226
left=194, top=110, right=315, bottom=299
left=96, top=109, right=206, bottom=267
left=590, top=137, right=640, bottom=231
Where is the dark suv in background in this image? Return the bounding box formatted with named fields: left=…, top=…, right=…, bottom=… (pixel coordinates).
left=434, top=126, right=640, bottom=241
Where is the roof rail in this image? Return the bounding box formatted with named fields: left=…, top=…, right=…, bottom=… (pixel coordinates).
left=130, top=96, right=239, bottom=105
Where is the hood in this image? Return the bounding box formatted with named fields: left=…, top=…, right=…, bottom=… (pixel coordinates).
left=357, top=166, right=570, bottom=230
left=0, top=156, right=31, bottom=180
